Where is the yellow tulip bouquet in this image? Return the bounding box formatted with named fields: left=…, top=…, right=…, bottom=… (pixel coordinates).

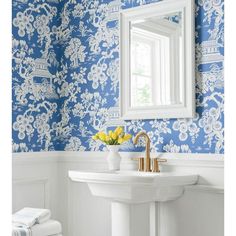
left=92, top=126, right=132, bottom=145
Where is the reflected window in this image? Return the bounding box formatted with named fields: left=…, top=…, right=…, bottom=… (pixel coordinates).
left=131, top=36, right=153, bottom=107
left=131, top=25, right=171, bottom=107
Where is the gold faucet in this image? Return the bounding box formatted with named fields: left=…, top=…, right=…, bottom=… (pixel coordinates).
left=133, top=131, right=151, bottom=172
left=133, top=131, right=167, bottom=172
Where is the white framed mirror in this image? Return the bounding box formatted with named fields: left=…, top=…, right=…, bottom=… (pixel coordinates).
left=120, top=0, right=195, bottom=120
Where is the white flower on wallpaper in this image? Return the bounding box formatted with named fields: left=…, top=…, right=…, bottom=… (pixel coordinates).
left=12, top=142, right=29, bottom=153
left=148, top=120, right=172, bottom=150
left=13, top=114, right=34, bottom=140
left=163, top=140, right=192, bottom=153
left=88, top=64, right=108, bottom=89
left=34, top=15, right=51, bottom=36
left=12, top=0, right=224, bottom=154
left=65, top=137, right=86, bottom=151
left=196, top=64, right=224, bottom=94
left=198, top=98, right=224, bottom=153
left=65, top=38, right=86, bottom=67
left=107, top=58, right=119, bottom=92
left=72, top=89, right=109, bottom=132
left=173, top=116, right=200, bottom=143
left=13, top=12, right=35, bottom=37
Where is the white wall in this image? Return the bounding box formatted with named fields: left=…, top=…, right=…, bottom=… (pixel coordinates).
left=12, top=152, right=224, bottom=236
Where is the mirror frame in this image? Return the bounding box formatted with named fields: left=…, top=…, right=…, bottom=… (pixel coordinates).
left=120, top=0, right=195, bottom=120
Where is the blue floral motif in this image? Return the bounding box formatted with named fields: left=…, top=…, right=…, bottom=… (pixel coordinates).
left=12, top=0, right=224, bottom=154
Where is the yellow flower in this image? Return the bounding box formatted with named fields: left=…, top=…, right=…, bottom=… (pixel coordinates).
left=111, top=132, right=117, bottom=140
left=92, top=127, right=132, bottom=145
left=98, top=132, right=107, bottom=141
left=114, top=126, right=123, bottom=136
left=108, top=130, right=113, bottom=137
left=123, top=134, right=132, bottom=141
left=105, top=136, right=110, bottom=142
left=118, top=137, right=124, bottom=144
left=92, top=135, right=98, bottom=140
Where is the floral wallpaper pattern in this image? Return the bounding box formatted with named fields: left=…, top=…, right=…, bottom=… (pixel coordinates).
left=12, top=0, right=224, bottom=153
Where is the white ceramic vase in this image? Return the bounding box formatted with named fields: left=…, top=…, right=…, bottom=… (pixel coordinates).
left=106, top=145, right=121, bottom=171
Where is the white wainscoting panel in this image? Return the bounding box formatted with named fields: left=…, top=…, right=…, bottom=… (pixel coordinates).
left=12, top=178, right=49, bottom=212
left=13, top=151, right=224, bottom=236
left=158, top=190, right=224, bottom=236
left=12, top=152, right=59, bottom=220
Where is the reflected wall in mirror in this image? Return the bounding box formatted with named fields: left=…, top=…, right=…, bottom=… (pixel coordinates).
left=120, top=0, right=195, bottom=119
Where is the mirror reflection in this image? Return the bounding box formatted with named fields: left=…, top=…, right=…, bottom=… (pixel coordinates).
left=130, top=12, right=183, bottom=107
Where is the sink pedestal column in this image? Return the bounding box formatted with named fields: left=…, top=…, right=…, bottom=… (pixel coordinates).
left=111, top=202, right=158, bottom=236
left=69, top=170, right=198, bottom=236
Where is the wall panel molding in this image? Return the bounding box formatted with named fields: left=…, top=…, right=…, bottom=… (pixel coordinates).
left=12, top=177, right=50, bottom=212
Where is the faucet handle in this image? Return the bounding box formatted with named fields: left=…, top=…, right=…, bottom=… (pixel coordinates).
left=152, top=158, right=167, bottom=172
left=131, top=157, right=145, bottom=171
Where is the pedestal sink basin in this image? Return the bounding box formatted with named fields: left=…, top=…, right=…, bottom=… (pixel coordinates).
left=69, top=170, right=198, bottom=203
left=69, top=170, right=198, bottom=236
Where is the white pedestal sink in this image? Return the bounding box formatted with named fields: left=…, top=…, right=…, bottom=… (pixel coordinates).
left=69, top=170, right=198, bottom=236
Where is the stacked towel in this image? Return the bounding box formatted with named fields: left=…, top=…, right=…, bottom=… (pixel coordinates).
left=31, top=220, right=62, bottom=236
left=12, top=208, right=62, bottom=236
left=13, top=208, right=51, bottom=228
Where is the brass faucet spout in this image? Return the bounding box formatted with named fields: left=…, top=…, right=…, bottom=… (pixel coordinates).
left=133, top=132, right=151, bottom=172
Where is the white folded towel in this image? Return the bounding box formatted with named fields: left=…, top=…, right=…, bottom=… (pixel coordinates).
left=31, top=220, right=62, bottom=236
left=13, top=208, right=51, bottom=228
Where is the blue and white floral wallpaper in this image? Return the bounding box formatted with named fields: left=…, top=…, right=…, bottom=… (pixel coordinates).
left=12, top=0, right=224, bottom=153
